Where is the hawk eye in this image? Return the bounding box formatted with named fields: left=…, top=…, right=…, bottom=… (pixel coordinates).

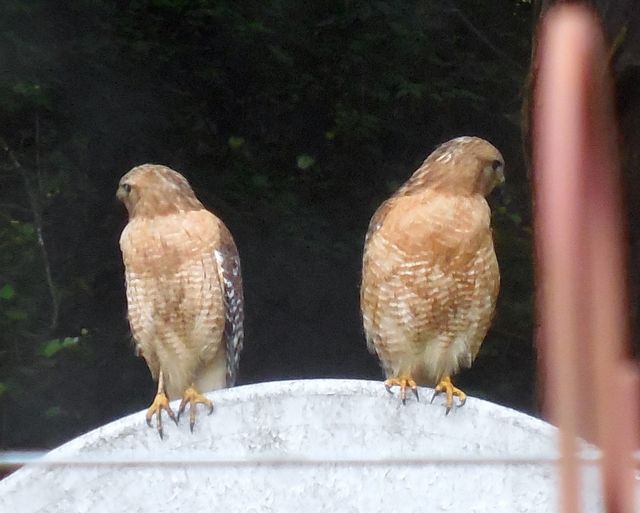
left=491, top=159, right=502, bottom=171
left=121, top=183, right=132, bottom=194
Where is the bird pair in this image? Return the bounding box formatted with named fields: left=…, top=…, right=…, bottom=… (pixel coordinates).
left=117, top=136, right=504, bottom=439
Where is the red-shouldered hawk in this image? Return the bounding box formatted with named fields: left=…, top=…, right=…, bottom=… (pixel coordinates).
left=361, top=137, right=503, bottom=412
left=117, top=164, right=243, bottom=438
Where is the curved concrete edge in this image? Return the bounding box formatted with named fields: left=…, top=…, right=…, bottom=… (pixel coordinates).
left=0, top=379, right=605, bottom=513
left=36, top=378, right=559, bottom=459
left=18, top=378, right=557, bottom=456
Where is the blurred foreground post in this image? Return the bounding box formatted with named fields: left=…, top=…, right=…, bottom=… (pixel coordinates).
left=534, top=5, right=638, bottom=513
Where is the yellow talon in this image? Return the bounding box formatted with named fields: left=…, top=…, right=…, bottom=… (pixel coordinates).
left=178, top=385, right=214, bottom=432
left=431, top=376, right=466, bottom=414
left=384, top=376, right=419, bottom=404
left=145, top=391, right=177, bottom=439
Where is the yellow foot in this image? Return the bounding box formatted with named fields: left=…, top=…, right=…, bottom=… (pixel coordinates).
left=430, top=376, right=466, bottom=414
left=145, top=392, right=177, bottom=439
left=384, top=377, right=419, bottom=404
left=177, top=386, right=214, bottom=432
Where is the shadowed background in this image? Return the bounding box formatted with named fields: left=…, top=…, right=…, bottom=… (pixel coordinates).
left=2, top=0, right=535, bottom=448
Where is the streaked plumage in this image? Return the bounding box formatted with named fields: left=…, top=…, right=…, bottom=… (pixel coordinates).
left=117, top=164, right=243, bottom=436
left=361, top=137, right=503, bottom=411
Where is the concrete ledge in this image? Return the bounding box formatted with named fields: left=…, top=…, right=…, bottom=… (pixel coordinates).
left=0, top=379, right=602, bottom=512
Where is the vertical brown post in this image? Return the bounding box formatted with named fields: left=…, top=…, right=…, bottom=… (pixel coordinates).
left=534, top=5, right=638, bottom=513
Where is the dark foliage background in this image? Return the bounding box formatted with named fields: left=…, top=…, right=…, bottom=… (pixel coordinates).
left=0, top=0, right=534, bottom=448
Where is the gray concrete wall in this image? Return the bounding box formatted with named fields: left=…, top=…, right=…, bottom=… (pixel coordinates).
left=0, top=379, right=603, bottom=512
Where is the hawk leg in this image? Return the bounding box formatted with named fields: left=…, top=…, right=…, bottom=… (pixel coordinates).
left=145, top=370, right=178, bottom=439
left=431, top=376, right=467, bottom=414
left=177, top=384, right=214, bottom=432
left=384, top=376, right=419, bottom=404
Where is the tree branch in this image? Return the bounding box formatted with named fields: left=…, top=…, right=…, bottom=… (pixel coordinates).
left=0, top=136, right=59, bottom=333
left=445, top=2, right=526, bottom=74
left=0, top=203, right=31, bottom=214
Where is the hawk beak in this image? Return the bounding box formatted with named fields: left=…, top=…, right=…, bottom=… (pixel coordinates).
left=497, top=178, right=509, bottom=204
left=488, top=166, right=507, bottom=203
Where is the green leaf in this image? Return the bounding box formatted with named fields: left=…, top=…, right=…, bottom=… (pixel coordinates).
left=396, top=81, right=426, bottom=99
left=296, top=154, right=315, bottom=170
left=40, top=337, right=80, bottom=358
left=0, top=284, right=15, bottom=300
left=385, top=180, right=400, bottom=193
left=251, top=174, right=270, bottom=189
left=0, top=383, right=7, bottom=397
left=41, top=339, right=62, bottom=358
left=62, top=337, right=79, bottom=348
left=5, top=309, right=27, bottom=321
left=228, top=136, right=245, bottom=149
left=44, top=406, right=63, bottom=418
left=20, top=223, right=35, bottom=237
left=11, top=81, right=50, bottom=108
left=268, top=45, right=294, bottom=66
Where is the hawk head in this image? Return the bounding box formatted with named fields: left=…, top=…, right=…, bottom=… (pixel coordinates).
left=399, top=136, right=505, bottom=197
left=117, top=164, right=204, bottom=219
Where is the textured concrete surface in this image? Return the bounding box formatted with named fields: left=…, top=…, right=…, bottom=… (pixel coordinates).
left=0, top=379, right=603, bottom=512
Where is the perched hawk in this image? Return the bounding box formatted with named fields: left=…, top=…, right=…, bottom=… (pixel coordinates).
left=361, top=137, right=503, bottom=412
left=117, top=164, right=243, bottom=437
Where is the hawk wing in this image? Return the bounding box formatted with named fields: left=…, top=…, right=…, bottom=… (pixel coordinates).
left=214, top=224, right=244, bottom=387
left=361, top=198, right=397, bottom=355
left=364, top=197, right=397, bottom=246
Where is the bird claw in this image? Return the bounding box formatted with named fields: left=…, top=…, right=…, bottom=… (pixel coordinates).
left=430, top=376, right=466, bottom=414
left=177, top=386, right=214, bottom=433
left=384, top=377, right=419, bottom=404
left=145, top=392, right=177, bottom=439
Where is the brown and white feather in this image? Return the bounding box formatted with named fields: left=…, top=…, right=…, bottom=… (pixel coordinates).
left=118, top=164, right=243, bottom=399
left=214, top=224, right=244, bottom=387
left=361, top=137, right=503, bottom=384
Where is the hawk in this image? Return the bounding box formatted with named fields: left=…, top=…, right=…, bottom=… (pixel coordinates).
left=361, top=137, right=503, bottom=412
left=117, top=164, right=244, bottom=437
